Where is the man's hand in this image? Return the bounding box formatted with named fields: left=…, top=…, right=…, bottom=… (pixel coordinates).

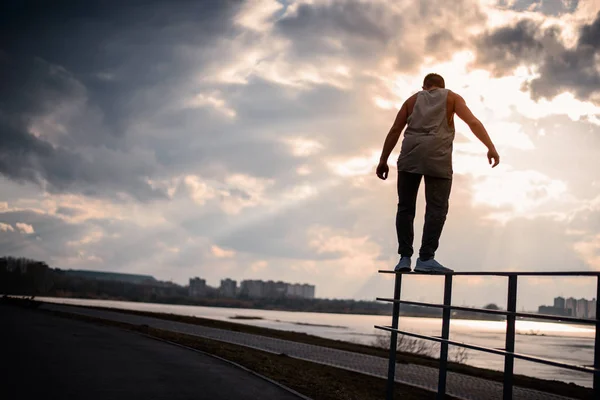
left=376, top=161, right=389, bottom=180
left=487, top=147, right=500, bottom=168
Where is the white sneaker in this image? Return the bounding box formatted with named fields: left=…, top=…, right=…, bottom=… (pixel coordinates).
left=394, top=256, right=411, bottom=272
left=414, top=258, right=453, bottom=274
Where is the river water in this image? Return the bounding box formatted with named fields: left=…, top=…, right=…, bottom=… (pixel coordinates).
left=38, top=297, right=595, bottom=388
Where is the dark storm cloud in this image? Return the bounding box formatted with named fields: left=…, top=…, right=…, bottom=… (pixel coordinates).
left=0, top=0, right=241, bottom=199
left=473, top=11, right=600, bottom=103
left=0, top=58, right=165, bottom=200
left=472, top=20, right=546, bottom=75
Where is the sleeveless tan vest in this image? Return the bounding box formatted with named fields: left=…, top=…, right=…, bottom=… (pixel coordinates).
left=397, top=88, right=455, bottom=179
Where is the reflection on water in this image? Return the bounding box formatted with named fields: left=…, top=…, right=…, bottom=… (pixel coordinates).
left=38, top=297, right=595, bottom=388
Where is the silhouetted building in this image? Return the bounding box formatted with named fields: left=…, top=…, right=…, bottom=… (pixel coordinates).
left=286, top=283, right=303, bottom=297
left=264, top=280, right=287, bottom=298
left=219, top=278, right=237, bottom=297
left=302, top=284, right=315, bottom=299
left=239, top=280, right=265, bottom=298
left=239, top=279, right=315, bottom=299
left=538, top=305, right=571, bottom=317
left=554, top=296, right=565, bottom=309
left=566, top=297, right=576, bottom=316
left=576, top=298, right=589, bottom=319
left=189, top=277, right=207, bottom=297
left=590, top=299, right=597, bottom=319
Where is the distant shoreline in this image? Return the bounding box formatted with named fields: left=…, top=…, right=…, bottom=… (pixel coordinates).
left=39, top=293, right=511, bottom=319
left=36, top=294, right=595, bottom=325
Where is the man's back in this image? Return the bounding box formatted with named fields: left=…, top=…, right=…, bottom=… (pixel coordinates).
left=405, top=89, right=457, bottom=130
left=397, top=88, right=456, bottom=179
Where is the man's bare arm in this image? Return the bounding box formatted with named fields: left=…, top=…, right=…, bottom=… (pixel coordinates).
left=454, top=92, right=500, bottom=167
left=376, top=100, right=411, bottom=180
left=378, top=100, right=409, bottom=164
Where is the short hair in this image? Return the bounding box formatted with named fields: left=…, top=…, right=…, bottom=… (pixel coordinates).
left=423, top=73, right=445, bottom=89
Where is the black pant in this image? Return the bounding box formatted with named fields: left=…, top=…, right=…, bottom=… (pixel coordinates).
left=396, top=171, right=452, bottom=260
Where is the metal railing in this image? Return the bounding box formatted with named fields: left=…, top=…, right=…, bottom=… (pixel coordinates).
left=374, top=270, right=600, bottom=400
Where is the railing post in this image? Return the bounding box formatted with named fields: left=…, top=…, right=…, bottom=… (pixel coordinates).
left=386, top=273, right=403, bottom=400
left=594, top=276, right=600, bottom=396
left=503, top=275, right=518, bottom=400
left=437, top=274, right=453, bottom=399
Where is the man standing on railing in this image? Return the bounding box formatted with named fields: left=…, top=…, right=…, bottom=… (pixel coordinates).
left=376, top=73, right=500, bottom=273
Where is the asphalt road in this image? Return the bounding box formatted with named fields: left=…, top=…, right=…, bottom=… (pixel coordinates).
left=0, top=305, right=304, bottom=400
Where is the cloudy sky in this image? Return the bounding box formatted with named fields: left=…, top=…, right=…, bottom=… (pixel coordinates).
left=2, top=0, right=600, bottom=310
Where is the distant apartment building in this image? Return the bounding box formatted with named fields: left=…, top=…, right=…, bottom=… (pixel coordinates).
left=302, top=283, right=315, bottom=299
left=538, top=305, right=571, bottom=317
left=264, top=280, right=288, bottom=298
left=239, top=280, right=265, bottom=298
left=566, top=297, right=577, bottom=317
left=576, top=298, right=589, bottom=319
left=541, top=296, right=597, bottom=319
left=239, top=279, right=315, bottom=299
left=554, top=296, right=565, bottom=309
left=219, top=278, right=237, bottom=297
left=589, top=299, right=597, bottom=320
left=189, top=277, right=207, bottom=297
left=286, top=283, right=304, bottom=297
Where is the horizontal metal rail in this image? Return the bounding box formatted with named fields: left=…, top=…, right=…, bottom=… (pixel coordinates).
left=374, top=325, right=599, bottom=374
left=378, top=270, right=600, bottom=277
left=377, top=271, right=600, bottom=400
left=376, top=297, right=597, bottom=325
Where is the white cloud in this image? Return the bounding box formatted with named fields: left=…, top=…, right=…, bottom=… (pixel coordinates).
left=281, top=184, right=318, bottom=202
left=184, top=173, right=277, bottom=214
left=0, top=223, right=14, bottom=232
left=574, top=234, right=600, bottom=270
left=211, top=245, right=236, bottom=258
left=220, top=174, right=274, bottom=214
left=15, top=223, right=35, bottom=234
left=184, top=91, right=236, bottom=118
left=67, top=230, right=104, bottom=247
left=483, top=121, right=535, bottom=150
left=250, top=260, right=268, bottom=272
left=307, top=225, right=385, bottom=277
left=373, top=96, right=402, bottom=110
left=296, top=165, right=312, bottom=175
left=470, top=167, right=570, bottom=221
left=327, top=150, right=380, bottom=177
left=185, top=175, right=216, bottom=206
left=234, top=0, right=284, bottom=32
left=284, top=137, right=324, bottom=157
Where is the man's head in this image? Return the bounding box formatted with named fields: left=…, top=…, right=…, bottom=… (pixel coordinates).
left=422, top=73, right=445, bottom=90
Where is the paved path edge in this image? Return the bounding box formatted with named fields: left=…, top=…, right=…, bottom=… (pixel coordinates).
left=135, top=330, right=313, bottom=400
